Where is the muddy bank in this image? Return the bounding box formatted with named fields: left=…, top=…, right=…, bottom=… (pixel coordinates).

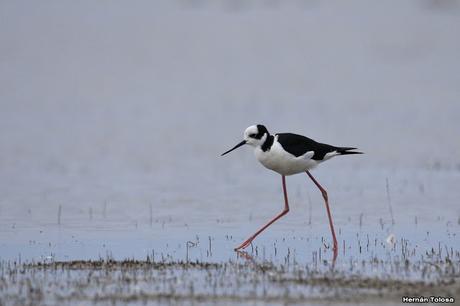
left=1, top=258, right=458, bottom=305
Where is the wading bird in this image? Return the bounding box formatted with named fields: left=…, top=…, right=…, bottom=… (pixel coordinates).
left=221, top=124, right=362, bottom=258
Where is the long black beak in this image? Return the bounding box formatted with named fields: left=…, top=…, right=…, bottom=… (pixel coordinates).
left=221, top=140, right=246, bottom=156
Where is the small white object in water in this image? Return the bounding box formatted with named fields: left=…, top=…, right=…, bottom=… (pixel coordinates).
left=386, top=234, right=396, bottom=245
left=41, top=255, right=55, bottom=263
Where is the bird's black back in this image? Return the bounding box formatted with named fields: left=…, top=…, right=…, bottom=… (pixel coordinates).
left=276, top=133, right=339, bottom=160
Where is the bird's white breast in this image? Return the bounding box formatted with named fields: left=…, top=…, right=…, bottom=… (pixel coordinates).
left=254, top=139, right=319, bottom=176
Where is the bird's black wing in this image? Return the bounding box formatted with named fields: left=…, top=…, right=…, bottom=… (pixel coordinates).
left=276, top=133, right=337, bottom=160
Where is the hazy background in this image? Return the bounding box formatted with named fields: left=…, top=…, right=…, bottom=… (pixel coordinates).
left=1, top=0, right=459, bottom=261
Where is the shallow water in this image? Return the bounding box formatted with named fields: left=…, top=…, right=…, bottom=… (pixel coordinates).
left=1, top=0, right=460, bottom=304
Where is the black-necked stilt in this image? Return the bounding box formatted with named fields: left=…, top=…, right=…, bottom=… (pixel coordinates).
left=221, top=124, right=362, bottom=257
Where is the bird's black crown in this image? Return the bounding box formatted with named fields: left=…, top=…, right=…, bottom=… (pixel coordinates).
left=255, top=124, right=269, bottom=139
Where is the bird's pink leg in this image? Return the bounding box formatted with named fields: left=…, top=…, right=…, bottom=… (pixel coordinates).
left=306, top=170, right=338, bottom=259
left=234, top=175, right=290, bottom=251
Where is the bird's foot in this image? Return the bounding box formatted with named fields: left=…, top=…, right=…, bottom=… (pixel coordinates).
left=332, top=241, right=338, bottom=262
left=234, top=237, right=254, bottom=251
left=235, top=250, right=254, bottom=261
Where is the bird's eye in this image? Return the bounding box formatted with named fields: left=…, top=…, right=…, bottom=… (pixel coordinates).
left=249, top=133, right=257, bottom=138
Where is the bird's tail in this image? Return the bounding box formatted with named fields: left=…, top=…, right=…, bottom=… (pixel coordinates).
left=336, top=147, right=363, bottom=155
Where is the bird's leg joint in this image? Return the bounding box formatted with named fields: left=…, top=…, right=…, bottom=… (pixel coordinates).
left=321, top=190, right=328, bottom=201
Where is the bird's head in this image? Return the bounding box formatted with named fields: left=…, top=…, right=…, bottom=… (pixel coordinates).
left=221, top=124, right=270, bottom=156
